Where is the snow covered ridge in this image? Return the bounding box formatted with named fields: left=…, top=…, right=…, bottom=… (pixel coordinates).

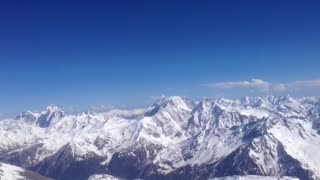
left=0, top=162, right=50, bottom=180
left=88, top=174, right=123, bottom=180
left=88, top=174, right=299, bottom=180
left=0, top=95, right=319, bottom=180
left=209, top=175, right=299, bottom=180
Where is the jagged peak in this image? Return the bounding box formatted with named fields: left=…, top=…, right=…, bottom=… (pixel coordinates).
left=45, top=105, right=65, bottom=114
left=156, top=96, right=189, bottom=105
left=154, top=96, right=192, bottom=109
left=145, top=96, right=193, bottom=117
left=216, top=97, right=231, bottom=102
left=34, top=105, right=66, bottom=128
left=17, top=110, right=35, bottom=117
left=16, top=110, right=40, bottom=122
left=276, top=94, right=294, bottom=101
left=192, top=98, right=213, bottom=113
left=240, top=96, right=251, bottom=103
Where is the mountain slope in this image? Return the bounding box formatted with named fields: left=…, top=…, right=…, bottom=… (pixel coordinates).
left=0, top=162, right=51, bottom=180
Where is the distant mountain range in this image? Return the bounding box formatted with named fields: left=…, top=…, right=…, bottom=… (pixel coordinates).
left=1, top=96, right=320, bottom=180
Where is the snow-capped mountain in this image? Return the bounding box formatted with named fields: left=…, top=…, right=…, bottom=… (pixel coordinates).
left=0, top=96, right=320, bottom=180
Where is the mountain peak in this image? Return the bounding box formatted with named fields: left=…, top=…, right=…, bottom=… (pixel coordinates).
left=145, top=96, right=194, bottom=116
left=16, top=110, right=39, bottom=123
left=157, top=96, right=186, bottom=104
left=35, top=105, right=65, bottom=128
left=46, top=105, right=65, bottom=113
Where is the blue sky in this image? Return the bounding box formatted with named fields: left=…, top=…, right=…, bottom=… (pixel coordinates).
left=1, top=0, right=320, bottom=116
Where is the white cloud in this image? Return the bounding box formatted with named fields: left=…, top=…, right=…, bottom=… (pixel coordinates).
left=151, top=94, right=166, bottom=100
left=206, top=79, right=320, bottom=94
left=287, top=80, right=320, bottom=88
left=207, top=79, right=270, bottom=92
left=90, top=105, right=114, bottom=112
left=274, top=80, right=320, bottom=92
left=273, top=83, right=287, bottom=92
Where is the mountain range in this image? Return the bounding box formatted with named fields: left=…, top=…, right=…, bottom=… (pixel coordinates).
left=1, top=96, right=320, bottom=180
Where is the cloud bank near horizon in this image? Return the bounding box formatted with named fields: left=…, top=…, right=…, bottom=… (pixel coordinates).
left=206, top=79, right=320, bottom=93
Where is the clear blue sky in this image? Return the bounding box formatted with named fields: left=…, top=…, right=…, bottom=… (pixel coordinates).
left=1, top=0, right=320, bottom=116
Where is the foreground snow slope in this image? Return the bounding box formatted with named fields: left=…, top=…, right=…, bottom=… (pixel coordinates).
left=210, top=175, right=299, bottom=180
left=0, top=96, right=319, bottom=180
left=0, top=162, right=50, bottom=180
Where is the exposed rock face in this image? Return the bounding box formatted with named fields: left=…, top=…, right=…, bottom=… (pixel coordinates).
left=0, top=96, right=320, bottom=180
left=32, top=144, right=107, bottom=180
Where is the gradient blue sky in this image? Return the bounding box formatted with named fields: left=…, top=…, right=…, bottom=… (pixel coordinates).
left=1, top=0, right=320, bottom=116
